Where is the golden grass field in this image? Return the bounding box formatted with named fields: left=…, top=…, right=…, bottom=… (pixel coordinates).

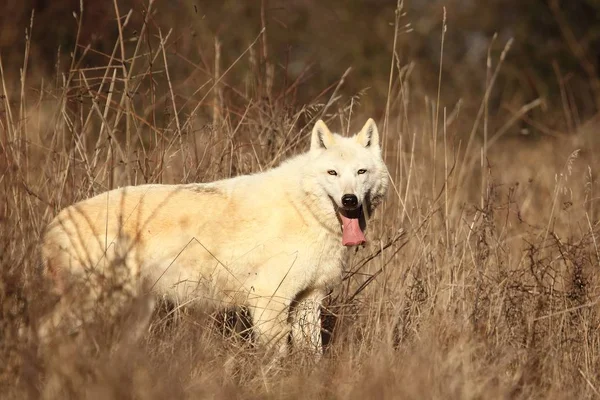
left=2, top=1, right=600, bottom=398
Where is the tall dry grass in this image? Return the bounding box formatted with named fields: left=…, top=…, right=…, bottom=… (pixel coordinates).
left=2, top=1, right=600, bottom=399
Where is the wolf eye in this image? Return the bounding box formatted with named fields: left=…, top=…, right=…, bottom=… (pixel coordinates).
left=327, top=170, right=338, bottom=176
left=357, top=169, right=367, bottom=175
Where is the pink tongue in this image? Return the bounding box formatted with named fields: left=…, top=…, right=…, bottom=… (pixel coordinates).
left=340, top=214, right=366, bottom=246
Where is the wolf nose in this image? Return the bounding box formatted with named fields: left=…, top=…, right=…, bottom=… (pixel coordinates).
left=341, top=194, right=358, bottom=208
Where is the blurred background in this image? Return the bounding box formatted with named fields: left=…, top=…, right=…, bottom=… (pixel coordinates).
left=2, top=0, right=600, bottom=137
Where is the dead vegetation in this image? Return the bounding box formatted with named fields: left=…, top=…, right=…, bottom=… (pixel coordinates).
left=2, top=1, right=600, bottom=399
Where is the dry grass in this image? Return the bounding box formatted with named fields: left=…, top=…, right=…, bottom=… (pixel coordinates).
left=2, top=1, right=600, bottom=399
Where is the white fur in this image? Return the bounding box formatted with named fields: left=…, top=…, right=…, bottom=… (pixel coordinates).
left=40, top=118, right=389, bottom=358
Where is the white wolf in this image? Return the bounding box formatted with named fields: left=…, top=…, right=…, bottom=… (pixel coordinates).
left=40, top=118, right=389, bottom=358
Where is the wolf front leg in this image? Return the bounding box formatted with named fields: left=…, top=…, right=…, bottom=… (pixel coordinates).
left=290, top=289, right=325, bottom=359
left=247, top=295, right=292, bottom=359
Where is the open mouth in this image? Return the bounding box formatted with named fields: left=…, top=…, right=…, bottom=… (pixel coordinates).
left=338, top=206, right=366, bottom=247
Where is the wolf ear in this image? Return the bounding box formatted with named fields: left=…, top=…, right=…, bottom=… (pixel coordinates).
left=311, top=119, right=335, bottom=151
left=355, top=118, right=380, bottom=151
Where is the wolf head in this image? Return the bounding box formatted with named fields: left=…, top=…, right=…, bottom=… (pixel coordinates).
left=308, top=118, right=389, bottom=246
